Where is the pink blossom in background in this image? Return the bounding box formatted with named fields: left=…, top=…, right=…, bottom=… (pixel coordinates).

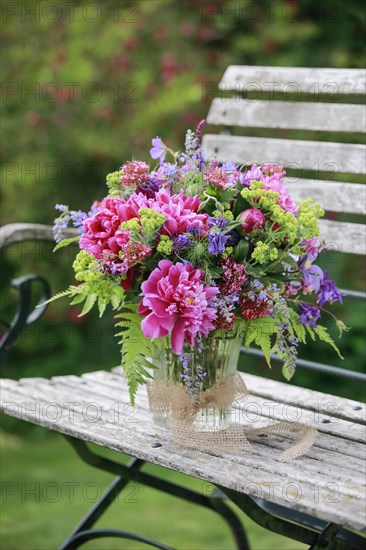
left=152, top=188, right=208, bottom=235
left=138, top=260, right=218, bottom=354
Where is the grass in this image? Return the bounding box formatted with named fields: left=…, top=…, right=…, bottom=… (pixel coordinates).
left=0, top=428, right=307, bottom=550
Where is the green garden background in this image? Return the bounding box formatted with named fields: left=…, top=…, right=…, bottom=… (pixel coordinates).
left=1, top=1, right=365, bottom=548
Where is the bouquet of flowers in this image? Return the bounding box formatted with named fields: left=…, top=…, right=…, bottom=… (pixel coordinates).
left=51, top=121, right=346, bottom=404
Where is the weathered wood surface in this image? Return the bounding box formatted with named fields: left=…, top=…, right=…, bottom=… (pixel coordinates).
left=0, top=223, right=78, bottom=249
left=202, top=134, right=366, bottom=174
left=1, top=369, right=365, bottom=532
left=207, top=98, right=366, bottom=133
left=285, top=179, right=366, bottom=215
left=317, top=219, right=366, bottom=256
left=219, top=66, right=366, bottom=95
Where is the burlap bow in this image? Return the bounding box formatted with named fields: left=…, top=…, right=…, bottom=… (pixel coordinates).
left=148, top=373, right=317, bottom=462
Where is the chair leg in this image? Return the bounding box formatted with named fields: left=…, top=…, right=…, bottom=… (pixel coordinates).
left=60, top=435, right=250, bottom=550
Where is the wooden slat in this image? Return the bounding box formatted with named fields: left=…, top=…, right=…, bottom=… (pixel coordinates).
left=317, top=219, right=366, bottom=255
left=285, top=179, right=366, bottom=215
left=0, top=223, right=77, bottom=249
left=1, top=372, right=366, bottom=532
left=202, top=134, right=366, bottom=175
left=207, top=98, right=366, bottom=133
left=220, top=66, right=366, bottom=96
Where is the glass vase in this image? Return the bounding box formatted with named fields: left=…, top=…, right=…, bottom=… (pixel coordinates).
left=151, top=326, right=243, bottom=431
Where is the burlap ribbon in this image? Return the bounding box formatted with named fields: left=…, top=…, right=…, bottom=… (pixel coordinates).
left=148, top=373, right=317, bottom=462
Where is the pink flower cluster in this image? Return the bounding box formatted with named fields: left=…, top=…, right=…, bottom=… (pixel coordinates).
left=120, top=161, right=149, bottom=188
left=204, top=167, right=230, bottom=190
left=138, top=260, right=218, bottom=354
left=219, top=258, right=248, bottom=295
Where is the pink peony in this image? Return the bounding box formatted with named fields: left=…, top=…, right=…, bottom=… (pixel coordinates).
left=80, top=194, right=150, bottom=260
left=152, top=188, right=208, bottom=235
left=138, top=260, right=218, bottom=354
left=237, top=208, right=265, bottom=233
left=80, top=197, right=126, bottom=259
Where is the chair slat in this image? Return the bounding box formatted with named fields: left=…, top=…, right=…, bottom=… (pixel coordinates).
left=207, top=98, right=366, bottom=133
left=202, top=134, right=366, bottom=174
left=318, top=219, right=366, bottom=255
left=220, top=66, right=366, bottom=95
left=285, top=179, right=366, bottom=215
left=0, top=223, right=77, bottom=248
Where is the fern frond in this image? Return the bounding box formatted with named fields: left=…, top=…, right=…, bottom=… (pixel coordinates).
left=115, top=305, right=159, bottom=404
left=314, top=325, right=344, bottom=359
left=38, top=288, right=75, bottom=307
left=245, top=318, right=277, bottom=366
left=79, top=293, right=97, bottom=316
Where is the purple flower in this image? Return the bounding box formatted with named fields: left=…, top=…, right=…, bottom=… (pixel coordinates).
left=221, top=162, right=237, bottom=172
left=299, top=303, right=321, bottom=328
left=317, top=272, right=346, bottom=306
left=239, top=164, right=263, bottom=186
left=207, top=217, right=229, bottom=230
left=195, top=119, right=206, bottom=147
left=302, top=237, right=322, bottom=263
left=208, top=232, right=229, bottom=255
left=55, top=203, right=68, bottom=213
left=52, top=215, right=69, bottom=243
left=150, top=137, right=166, bottom=161
left=136, top=168, right=166, bottom=198
left=299, top=257, right=324, bottom=294
left=70, top=210, right=88, bottom=233
left=172, top=234, right=193, bottom=252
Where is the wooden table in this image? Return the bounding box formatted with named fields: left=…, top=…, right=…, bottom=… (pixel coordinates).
left=1, top=368, right=365, bottom=549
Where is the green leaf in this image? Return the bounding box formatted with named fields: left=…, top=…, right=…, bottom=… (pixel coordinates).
left=305, top=325, right=316, bottom=341
left=234, top=240, right=249, bottom=262
left=70, top=293, right=87, bottom=306
left=97, top=297, right=107, bottom=317
left=53, top=236, right=80, bottom=251
left=314, top=325, right=344, bottom=359
left=79, top=293, right=97, bottom=316
left=233, top=193, right=250, bottom=217
left=282, top=361, right=295, bottom=381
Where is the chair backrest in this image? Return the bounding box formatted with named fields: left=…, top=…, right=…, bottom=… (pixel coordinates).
left=202, top=66, right=366, bottom=256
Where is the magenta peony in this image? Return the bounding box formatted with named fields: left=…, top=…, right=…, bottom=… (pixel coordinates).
left=138, top=260, right=218, bottom=354
left=152, top=188, right=208, bottom=235
left=237, top=208, right=265, bottom=233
